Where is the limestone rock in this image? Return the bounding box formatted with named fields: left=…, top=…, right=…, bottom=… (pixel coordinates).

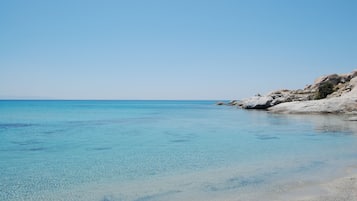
left=269, top=76, right=357, bottom=114
left=240, top=96, right=273, bottom=109
left=239, top=69, right=357, bottom=114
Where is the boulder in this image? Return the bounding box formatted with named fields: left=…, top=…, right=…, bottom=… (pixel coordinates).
left=228, top=100, right=238, bottom=106
left=241, top=96, right=273, bottom=109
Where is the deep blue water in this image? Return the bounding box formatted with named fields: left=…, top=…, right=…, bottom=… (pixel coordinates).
left=1, top=100, right=357, bottom=201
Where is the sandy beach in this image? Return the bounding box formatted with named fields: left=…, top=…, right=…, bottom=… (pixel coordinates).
left=301, top=175, right=357, bottom=201
left=280, top=169, right=357, bottom=201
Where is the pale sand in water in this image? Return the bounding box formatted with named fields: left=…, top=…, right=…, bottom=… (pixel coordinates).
left=280, top=172, right=357, bottom=201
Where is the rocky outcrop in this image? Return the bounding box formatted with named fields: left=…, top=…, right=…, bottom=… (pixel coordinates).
left=239, top=89, right=316, bottom=109
left=269, top=76, right=357, bottom=114
left=239, top=69, right=357, bottom=114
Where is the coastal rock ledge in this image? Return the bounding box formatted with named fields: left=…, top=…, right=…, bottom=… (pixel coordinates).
left=238, top=69, right=357, bottom=114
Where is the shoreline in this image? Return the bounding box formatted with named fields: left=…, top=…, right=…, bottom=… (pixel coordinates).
left=286, top=171, right=357, bottom=201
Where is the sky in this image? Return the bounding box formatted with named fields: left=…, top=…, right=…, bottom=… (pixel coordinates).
left=0, top=0, right=356, bottom=100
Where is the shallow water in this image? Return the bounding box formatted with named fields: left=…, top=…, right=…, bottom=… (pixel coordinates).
left=0, top=100, right=357, bottom=201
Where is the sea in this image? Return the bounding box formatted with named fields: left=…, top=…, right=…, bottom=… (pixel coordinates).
left=1, top=100, right=357, bottom=201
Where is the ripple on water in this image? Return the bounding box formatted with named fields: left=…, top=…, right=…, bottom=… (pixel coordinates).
left=204, top=175, right=265, bottom=192
left=88, top=147, right=113, bottom=151
left=133, top=190, right=181, bottom=201
left=11, top=140, right=42, bottom=146
left=0, top=123, right=35, bottom=129
left=255, top=135, right=280, bottom=140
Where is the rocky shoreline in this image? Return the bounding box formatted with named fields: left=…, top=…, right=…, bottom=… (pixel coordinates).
left=220, top=70, right=357, bottom=115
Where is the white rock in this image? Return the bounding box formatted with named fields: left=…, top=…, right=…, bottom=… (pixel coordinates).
left=241, top=96, right=273, bottom=109
left=269, top=77, right=357, bottom=114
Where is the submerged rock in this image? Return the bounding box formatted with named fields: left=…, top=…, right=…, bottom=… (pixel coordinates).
left=216, top=100, right=239, bottom=106
left=216, top=102, right=225, bottom=106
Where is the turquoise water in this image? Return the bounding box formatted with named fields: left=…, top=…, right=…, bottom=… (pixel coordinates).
left=1, top=100, right=357, bottom=201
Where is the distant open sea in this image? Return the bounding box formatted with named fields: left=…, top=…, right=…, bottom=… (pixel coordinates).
left=1, top=100, right=357, bottom=201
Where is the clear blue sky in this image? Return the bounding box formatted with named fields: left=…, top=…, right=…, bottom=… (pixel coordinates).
left=1, top=0, right=356, bottom=100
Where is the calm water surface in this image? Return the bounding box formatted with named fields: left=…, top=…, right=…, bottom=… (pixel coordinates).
left=1, top=100, right=357, bottom=201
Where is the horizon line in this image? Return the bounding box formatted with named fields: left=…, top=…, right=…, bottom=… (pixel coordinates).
left=0, top=99, right=231, bottom=101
